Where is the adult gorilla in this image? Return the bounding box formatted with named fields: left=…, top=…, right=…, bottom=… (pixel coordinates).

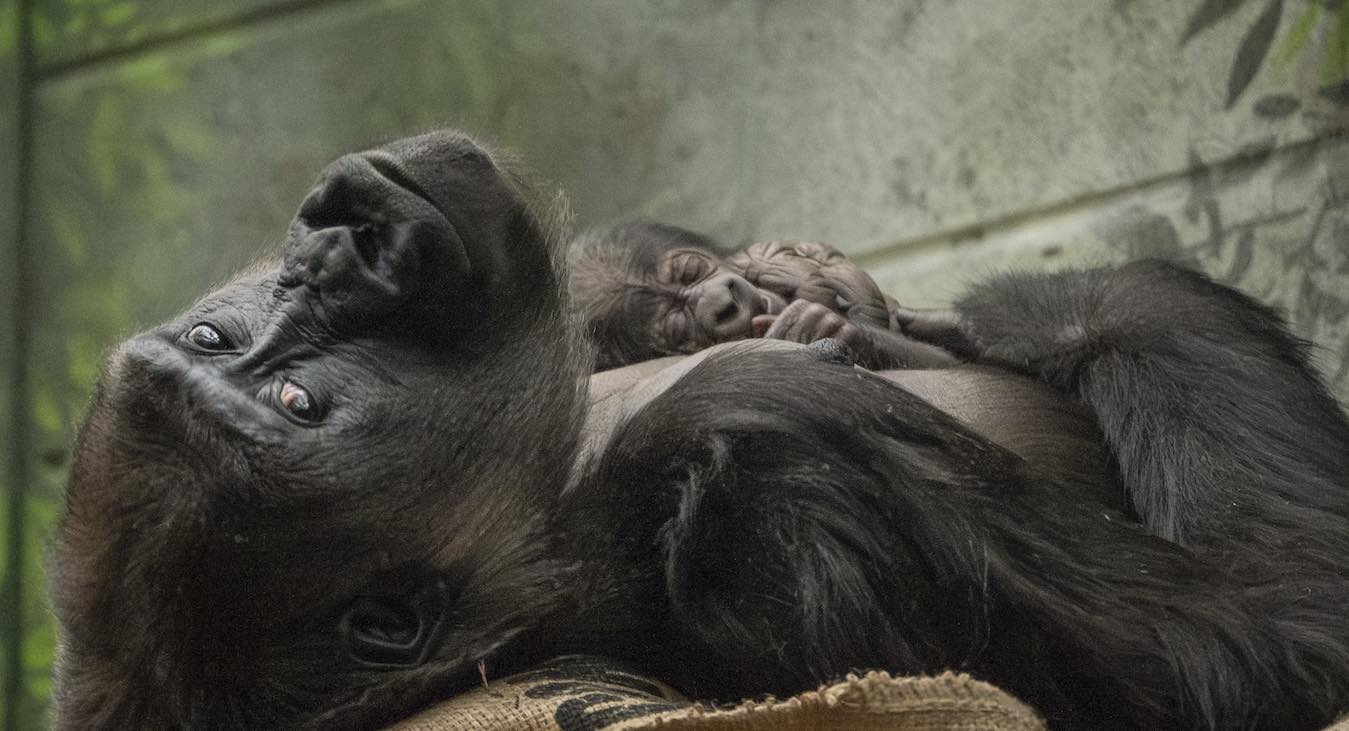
left=49, top=131, right=1349, bottom=730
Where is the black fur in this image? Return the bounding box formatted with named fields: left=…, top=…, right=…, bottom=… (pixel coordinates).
left=48, top=132, right=1349, bottom=730
left=558, top=260, right=1349, bottom=729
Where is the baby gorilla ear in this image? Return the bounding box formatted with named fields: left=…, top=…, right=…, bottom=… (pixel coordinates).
left=341, top=579, right=452, bottom=667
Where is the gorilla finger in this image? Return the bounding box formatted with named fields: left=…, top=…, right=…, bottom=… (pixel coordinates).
left=763, top=301, right=811, bottom=340
left=752, top=314, right=776, bottom=338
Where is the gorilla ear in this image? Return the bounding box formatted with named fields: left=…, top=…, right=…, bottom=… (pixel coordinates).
left=342, top=580, right=450, bottom=667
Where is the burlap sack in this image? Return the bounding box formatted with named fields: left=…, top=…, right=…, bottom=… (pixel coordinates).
left=387, top=656, right=1046, bottom=731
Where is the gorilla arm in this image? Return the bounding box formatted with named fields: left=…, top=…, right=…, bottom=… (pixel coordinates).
left=908, top=260, right=1349, bottom=549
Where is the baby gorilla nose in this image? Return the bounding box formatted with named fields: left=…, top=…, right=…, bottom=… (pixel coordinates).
left=714, top=300, right=739, bottom=326
left=695, top=272, right=761, bottom=341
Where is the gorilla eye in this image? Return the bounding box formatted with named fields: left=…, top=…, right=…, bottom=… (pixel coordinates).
left=186, top=323, right=231, bottom=352
left=677, top=255, right=709, bottom=285
left=279, top=381, right=320, bottom=421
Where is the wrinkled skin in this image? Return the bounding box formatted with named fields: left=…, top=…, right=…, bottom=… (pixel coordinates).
left=728, top=239, right=898, bottom=330
left=50, top=131, right=1349, bottom=731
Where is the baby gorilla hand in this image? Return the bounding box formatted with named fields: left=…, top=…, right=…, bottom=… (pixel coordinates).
left=757, top=300, right=963, bottom=370
left=730, top=240, right=896, bottom=331
left=756, top=300, right=863, bottom=348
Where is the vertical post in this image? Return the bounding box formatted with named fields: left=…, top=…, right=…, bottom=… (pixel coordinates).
left=3, top=0, right=34, bottom=727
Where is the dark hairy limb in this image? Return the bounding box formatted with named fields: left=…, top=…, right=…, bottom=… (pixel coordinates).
left=948, top=259, right=1349, bottom=549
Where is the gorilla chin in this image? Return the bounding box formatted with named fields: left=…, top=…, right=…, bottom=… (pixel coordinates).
left=49, top=130, right=1349, bottom=731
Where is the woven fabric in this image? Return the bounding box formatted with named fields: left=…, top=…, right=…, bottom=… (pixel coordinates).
left=385, top=656, right=1045, bottom=731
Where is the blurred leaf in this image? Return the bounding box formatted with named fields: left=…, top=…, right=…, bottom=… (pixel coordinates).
left=1217, top=135, right=1277, bottom=188
left=66, top=331, right=107, bottom=390
left=1320, top=78, right=1349, bottom=104
left=31, top=391, right=63, bottom=436
left=48, top=203, right=88, bottom=266
left=63, top=11, right=88, bottom=39
left=118, top=54, right=185, bottom=94
left=89, top=95, right=125, bottom=195
left=30, top=11, right=54, bottom=53
left=100, top=2, right=137, bottom=28
left=0, top=4, right=17, bottom=57
left=1275, top=140, right=1321, bottom=182
left=1183, top=0, right=1251, bottom=44
left=1252, top=92, right=1301, bottom=116
left=1227, top=226, right=1256, bottom=280
left=1226, top=0, right=1283, bottom=108
left=1330, top=0, right=1349, bottom=82
left=1276, top=3, right=1321, bottom=63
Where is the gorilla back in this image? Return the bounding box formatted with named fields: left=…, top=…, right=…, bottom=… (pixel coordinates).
left=50, top=131, right=1349, bottom=730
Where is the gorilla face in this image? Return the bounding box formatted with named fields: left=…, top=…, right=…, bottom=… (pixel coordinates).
left=50, top=131, right=588, bottom=729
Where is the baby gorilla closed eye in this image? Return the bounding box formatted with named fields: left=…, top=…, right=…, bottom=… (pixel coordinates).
left=567, top=221, right=956, bottom=371
left=48, top=131, right=1349, bottom=731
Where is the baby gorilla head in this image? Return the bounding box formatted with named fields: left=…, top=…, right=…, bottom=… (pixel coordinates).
left=567, top=222, right=788, bottom=369
left=567, top=222, right=898, bottom=370
left=48, top=131, right=588, bottom=730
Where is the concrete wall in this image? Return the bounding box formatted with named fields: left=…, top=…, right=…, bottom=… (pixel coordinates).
left=2, top=1, right=1347, bottom=725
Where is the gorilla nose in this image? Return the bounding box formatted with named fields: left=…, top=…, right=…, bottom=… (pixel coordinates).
left=697, top=273, right=759, bottom=339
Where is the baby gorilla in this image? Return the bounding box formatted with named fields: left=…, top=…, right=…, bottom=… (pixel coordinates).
left=567, top=221, right=955, bottom=370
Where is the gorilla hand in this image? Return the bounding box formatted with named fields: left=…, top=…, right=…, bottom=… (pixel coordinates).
left=756, top=300, right=958, bottom=369
left=894, top=307, right=983, bottom=359
left=730, top=240, right=895, bottom=330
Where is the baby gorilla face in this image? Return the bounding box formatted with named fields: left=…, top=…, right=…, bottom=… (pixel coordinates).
left=50, top=131, right=588, bottom=729
left=648, top=246, right=788, bottom=353
left=567, top=222, right=898, bottom=369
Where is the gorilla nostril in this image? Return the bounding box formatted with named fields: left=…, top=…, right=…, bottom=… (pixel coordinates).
left=715, top=300, right=739, bottom=326
left=349, top=223, right=383, bottom=271
left=299, top=176, right=350, bottom=229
